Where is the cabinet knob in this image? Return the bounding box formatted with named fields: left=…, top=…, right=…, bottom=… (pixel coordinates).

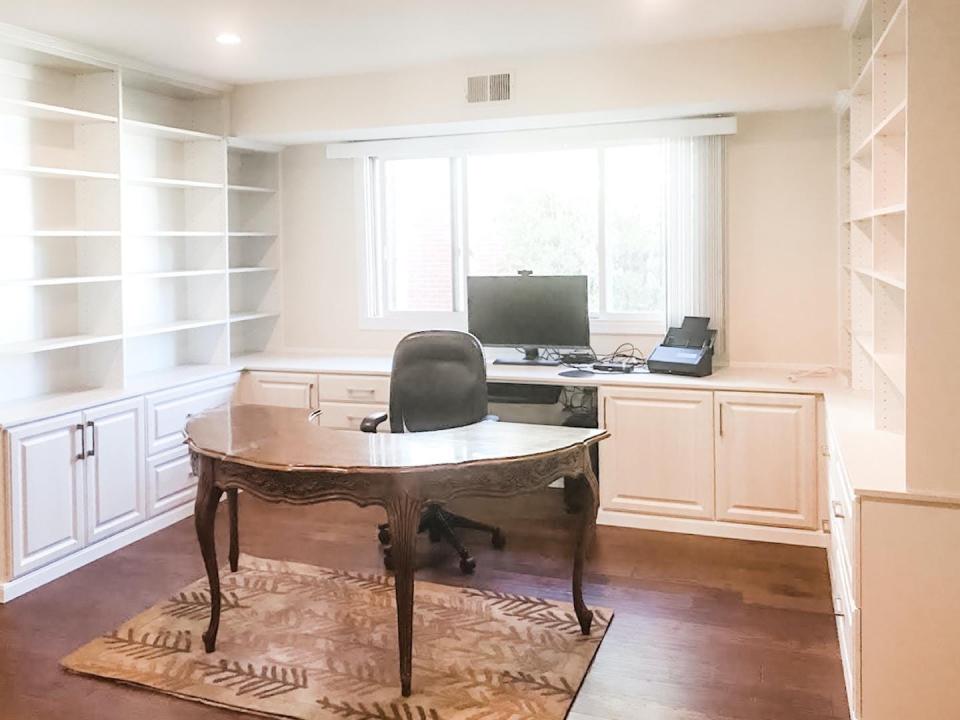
left=86, top=420, right=96, bottom=457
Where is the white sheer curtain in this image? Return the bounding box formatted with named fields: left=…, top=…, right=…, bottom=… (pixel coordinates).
left=664, top=135, right=725, bottom=352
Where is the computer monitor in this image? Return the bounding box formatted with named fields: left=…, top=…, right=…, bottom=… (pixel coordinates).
left=467, top=275, right=590, bottom=366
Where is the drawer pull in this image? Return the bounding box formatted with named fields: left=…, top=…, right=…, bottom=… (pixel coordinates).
left=347, top=387, right=377, bottom=397
left=76, top=423, right=85, bottom=461
left=86, top=420, right=96, bottom=457
left=832, top=500, right=846, bottom=519
left=833, top=596, right=845, bottom=618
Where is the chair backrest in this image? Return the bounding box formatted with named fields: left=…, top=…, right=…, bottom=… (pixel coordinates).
left=388, top=330, right=488, bottom=433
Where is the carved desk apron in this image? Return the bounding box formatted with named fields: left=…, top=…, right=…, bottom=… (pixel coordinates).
left=185, top=403, right=608, bottom=697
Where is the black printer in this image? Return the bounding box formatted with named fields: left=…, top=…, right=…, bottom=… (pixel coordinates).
left=647, top=316, right=717, bottom=377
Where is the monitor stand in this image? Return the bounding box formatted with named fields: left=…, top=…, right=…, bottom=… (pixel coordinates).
left=493, top=347, right=560, bottom=367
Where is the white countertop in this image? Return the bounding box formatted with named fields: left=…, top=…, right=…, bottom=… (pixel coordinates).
left=234, top=351, right=847, bottom=395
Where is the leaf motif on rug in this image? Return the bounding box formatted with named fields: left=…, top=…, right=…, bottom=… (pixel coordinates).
left=162, top=589, right=245, bottom=620
left=500, top=670, right=575, bottom=698
left=315, top=696, right=440, bottom=720
left=195, top=658, right=309, bottom=699
left=102, top=628, right=192, bottom=660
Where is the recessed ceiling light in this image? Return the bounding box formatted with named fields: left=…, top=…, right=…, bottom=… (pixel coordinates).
left=216, top=32, right=241, bottom=45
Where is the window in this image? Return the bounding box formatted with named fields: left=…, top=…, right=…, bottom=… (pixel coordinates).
left=362, top=136, right=723, bottom=337
left=382, top=158, right=453, bottom=312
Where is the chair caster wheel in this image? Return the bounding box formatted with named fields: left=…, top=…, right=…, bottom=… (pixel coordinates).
left=378, top=527, right=391, bottom=545
left=459, top=556, right=476, bottom=574
left=491, top=529, right=506, bottom=550
left=383, top=548, right=395, bottom=571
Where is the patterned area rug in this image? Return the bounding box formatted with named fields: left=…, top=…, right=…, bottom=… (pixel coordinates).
left=62, top=554, right=612, bottom=720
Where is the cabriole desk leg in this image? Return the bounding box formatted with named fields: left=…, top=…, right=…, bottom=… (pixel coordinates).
left=194, top=454, right=224, bottom=653
left=572, top=449, right=599, bottom=635
left=386, top=492, right=423, bottom=697
left=227, top=488, right=239, bottom=572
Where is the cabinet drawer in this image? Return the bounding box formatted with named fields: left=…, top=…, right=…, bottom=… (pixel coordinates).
left=829, top=458, right=858, bottom=590
left=147, top=446, right=196, bottom=517
left=830, top=501, right=860, bottom=609
left=312, top=402, right=388, bottom=431
left=145, top=374, right=238, bottom=455
left=315, top=374, right=390, bottom=403
left=830, top=544, right=861, bottom=719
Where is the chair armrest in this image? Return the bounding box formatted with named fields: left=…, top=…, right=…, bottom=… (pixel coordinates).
left=361, top=411, right=389, bottom=433
left=483, top=414, right=500, bottom=423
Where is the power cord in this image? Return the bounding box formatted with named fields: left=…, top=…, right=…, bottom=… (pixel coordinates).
left=510, top=344, right=646, bottom=374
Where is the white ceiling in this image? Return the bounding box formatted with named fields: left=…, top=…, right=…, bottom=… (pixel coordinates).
left=0, top=0, right=845, bottom=85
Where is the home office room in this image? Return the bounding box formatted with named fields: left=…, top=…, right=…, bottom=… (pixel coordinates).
left=0, top=1, right=957, bottom=719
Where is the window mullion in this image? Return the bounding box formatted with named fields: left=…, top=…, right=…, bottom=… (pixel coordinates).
left=450, top=157, right=466, bottom=313
left=379, top=159, right=392, bottom=315
left=597, top=148, right=607, bottom=318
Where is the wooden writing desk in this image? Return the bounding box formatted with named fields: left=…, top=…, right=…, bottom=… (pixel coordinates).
left=185, top=403, right=608, bottom=696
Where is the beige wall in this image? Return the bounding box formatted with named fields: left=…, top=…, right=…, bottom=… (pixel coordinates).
left=280, top=109, right=838, bottom=366
left=726, top=109, right=839, bottom=365
left=233, top=26, right=845, bottom=144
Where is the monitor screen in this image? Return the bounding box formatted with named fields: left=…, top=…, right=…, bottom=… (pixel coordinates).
left=467, top=275, right=590, bottom=349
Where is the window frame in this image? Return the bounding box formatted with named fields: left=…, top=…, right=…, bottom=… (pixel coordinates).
left=358, top=148, right=668, bottom=337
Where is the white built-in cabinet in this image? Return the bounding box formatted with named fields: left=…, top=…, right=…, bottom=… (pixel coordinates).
left=600, top=388, right=715, bottom=519
left=599, top=387, right=818, bottom=535
left=714, top=392, right=818, bottom=529
left=8, top=397, right=144, bottom=576
left=2, top=373, right=238, bottom=598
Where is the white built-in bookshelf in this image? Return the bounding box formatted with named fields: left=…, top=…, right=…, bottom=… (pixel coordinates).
left=838, top=0, right=906, bottom=434
left=0, top=40, right=282, bottom=406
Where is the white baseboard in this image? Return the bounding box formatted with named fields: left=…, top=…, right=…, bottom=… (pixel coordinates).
left=597, top=509, right=829, bottom=548
left=1, top=503, right=194, bottom=603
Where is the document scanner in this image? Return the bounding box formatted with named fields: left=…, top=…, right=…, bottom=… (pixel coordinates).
left=647, top=316, right=717, bottom=377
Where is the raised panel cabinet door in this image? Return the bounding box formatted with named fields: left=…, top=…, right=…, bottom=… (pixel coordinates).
left=84, top=397, right=147, bottom=543
left=8, top=412, right=85, bottom=576
left=599, top=388, right=715, bottom=519
left=715, top=392, right=817, bottom=529
left=239, top=371, right=318, bottom=408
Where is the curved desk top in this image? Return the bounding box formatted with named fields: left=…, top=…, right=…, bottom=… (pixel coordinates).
left=185, top=403, right=608, bottom=473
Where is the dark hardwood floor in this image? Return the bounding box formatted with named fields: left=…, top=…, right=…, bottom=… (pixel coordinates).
left=0, top=489, right=849, bottom=719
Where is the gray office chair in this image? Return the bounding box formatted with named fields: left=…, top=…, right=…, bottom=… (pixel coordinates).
left=361, top=330, right=505, bottom=574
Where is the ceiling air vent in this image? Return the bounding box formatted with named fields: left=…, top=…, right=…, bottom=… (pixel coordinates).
left=466, top=73, right=511, bottom=103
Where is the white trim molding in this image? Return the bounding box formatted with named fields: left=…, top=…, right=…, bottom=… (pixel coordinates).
left=598, top=510, right=829, bottom=548
left=0, top=21, right=229, bottom=95
left=328, top=115, right=737, bottom=160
